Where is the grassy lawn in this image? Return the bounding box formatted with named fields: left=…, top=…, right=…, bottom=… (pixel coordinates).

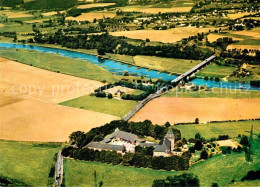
left=64, top=139, right=260, bottom=186
left=196, top=62, right=237, bottom=78
left=60, top=95, right=137, bottom=118
left=0, top=140, right=61, bottom=186
left=0, top=48, right=118, bottom=83
left=174, top=120, right=260, bottom=140
left=163, top=87, right=260, bottom=99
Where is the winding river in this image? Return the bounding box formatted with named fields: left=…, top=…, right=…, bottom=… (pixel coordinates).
left=0, top=42, right=259, bottom=91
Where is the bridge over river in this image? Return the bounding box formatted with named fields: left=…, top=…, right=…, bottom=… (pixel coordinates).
left=123, top=55, right=216, bottom=121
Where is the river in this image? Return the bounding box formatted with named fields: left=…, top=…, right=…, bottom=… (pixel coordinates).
left=0, top=42, right=259, bottom=91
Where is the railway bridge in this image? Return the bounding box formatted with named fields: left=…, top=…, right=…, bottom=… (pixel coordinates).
left=123, top=55, right=216, bottom=121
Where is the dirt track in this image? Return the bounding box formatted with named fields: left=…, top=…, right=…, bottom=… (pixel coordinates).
left=130, top=97, right=260, bottom=125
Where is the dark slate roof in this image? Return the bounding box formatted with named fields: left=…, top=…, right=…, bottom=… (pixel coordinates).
left=111, top=128, right=143, bottom=142
left=165, top=128, right=175, bottom=139
left=85, top=142, right=124, bottom=151
left=154, top=138, right=171, bottom=152
left=140, top=142, right=158, bottom=147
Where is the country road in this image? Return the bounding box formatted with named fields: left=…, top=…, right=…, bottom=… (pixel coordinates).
left=55, top=151, right=63, bottom=187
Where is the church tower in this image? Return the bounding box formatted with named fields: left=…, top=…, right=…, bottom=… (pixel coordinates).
left=165, top=128, right=175, bottom=151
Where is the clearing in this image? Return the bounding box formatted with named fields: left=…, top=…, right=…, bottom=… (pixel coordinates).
left=110, top=27, right=213, bottom=43
left=60, top=95, right=138, bottom=118
left=0, top=140, right=61, bottom=186
left=130, top=97, right=260, bottom=125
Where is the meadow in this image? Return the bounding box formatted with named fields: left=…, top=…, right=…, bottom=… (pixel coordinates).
left=0, top=48, right=118, bottom=83
left=60, top=95, right=138, bottom=118
left=174, top=120, right=260, bottom=139
left=63, top=138, right=260, bottom=186
left=196, top=62, right=237, bottom=78
left=0, top=140, right=61, bottom=186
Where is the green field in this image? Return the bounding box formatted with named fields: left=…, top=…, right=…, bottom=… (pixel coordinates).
left=64, top=139, right=260, bottom=186
left=163, top=87, right=260, bottom=98
left=0, top=140, right=61, bottom=186
left=0, top=48, right=118, bottom=83
left=174, top=120, right=260, bottom=140
left=196, top=62, right=237, bottom=78
left=60, top=95, right=137, bottom=118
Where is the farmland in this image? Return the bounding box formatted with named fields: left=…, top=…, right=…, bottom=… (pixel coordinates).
left=130, top=97, right=260, bottom=125
left=118, top=5, right=192, bottom=13
left=0, top=140, right=61, bottom=186
left=77, top=3, right=115, bottom=9
left=60, top=95, right=138, bottom=118
left=0, top=48, right=118, bottom=83
left=110, top=27, right=213, bottom=43
left=63, top=138, right=260, bottom=186
left=163, top=87, right=260, bottom=99
left=174, top=120, right=260, bottom=139
left=0, top=58, right=119, bottom=142
left=67, top=12, right=116, bottom=22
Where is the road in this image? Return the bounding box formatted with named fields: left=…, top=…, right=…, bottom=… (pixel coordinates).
left=123, top=55, right=216, bottom=121
left=55, top=151, right=63, bottom=187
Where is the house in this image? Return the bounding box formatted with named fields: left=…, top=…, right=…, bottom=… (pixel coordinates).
left=153, top=128, right=175, bottom=157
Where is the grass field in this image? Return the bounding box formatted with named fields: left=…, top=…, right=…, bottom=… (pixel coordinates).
left=196, top=62, right=237, bottom=78
left=133, top=56, right=201, bottom=74
left=60, top=95, right=138, bottom=118
left=64, top=138, right=260, bottom=186
left=130, top=97, right=260, bottom=125
left=110, top=27, right=213, bottom=43
left=0, top=48, right=118, bottom=83
left=174, top=120, right=260, bottom=139
left=0, top=140, right=61, bottom=186
left=163, top=87, right=260, bottom=99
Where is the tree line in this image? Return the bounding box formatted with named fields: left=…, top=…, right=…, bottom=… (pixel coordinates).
left=29, top=31, right=214, bottom=60
left=62, top=146, right=191, bottom=171
left=68, top=120, right=181, bottom=148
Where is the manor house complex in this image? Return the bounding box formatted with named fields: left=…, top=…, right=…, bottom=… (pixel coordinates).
left=85, top=128, right=182, bottom=157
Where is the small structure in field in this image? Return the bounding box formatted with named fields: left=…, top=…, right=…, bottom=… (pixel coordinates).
left=215, top=139, right=241, bottom=149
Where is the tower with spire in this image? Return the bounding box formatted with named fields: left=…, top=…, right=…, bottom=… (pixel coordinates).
left=165, top=128, right=175, bottom=151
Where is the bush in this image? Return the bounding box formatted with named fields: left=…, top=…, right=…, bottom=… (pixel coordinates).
left=107, top=93, right=113, bottom=99
left=200, top=150, right=208, bottom=159
left=194, top=140, right=203, bottom=150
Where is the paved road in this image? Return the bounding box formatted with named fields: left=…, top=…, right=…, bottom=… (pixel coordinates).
left=55, top=151, right=63, bottom=187
left=123, top=55, right=216, bottom=121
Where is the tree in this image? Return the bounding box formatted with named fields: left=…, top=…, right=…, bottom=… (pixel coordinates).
left=200, top=150, right=208, bottom=159
left=240, top=135, right=249, bottom=147
left=212, top=183, right=218, bottom=187
left=194, top=140, right=203, bottom=150
left=98, top=48, right=105, bottom=55
left=107, top=93, right=113, bottom=99
left=164, top=122, right=171, bottom=128
left=69, top=131, right=86, bottom=147
left=195, top=132, right=201, bottom=139
left=195, top=118, right=199, bottom=124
